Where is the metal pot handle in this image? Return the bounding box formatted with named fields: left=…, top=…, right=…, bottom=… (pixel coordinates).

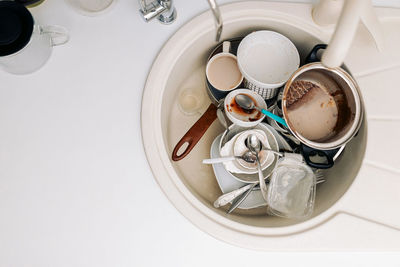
left=301, top=144, right=338, bottom=169
left=172, top=104, right=218, bottom=161
left=305, top=44, right=327, bottom=64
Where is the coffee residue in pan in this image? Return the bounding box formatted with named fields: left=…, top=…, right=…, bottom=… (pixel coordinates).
left=331, top=88, right=353, bottom=134
left=285, top=80, right=339, bottom=141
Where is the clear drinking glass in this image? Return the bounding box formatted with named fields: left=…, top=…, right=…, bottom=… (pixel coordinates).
left=0, top=25, right=69, bottom=75
left=178, top=87, right=207, bottom=116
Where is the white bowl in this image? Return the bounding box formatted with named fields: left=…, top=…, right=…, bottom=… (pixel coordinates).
left=218, top=123, right=279, bottom=183
left=224, top=89, right=267, bottom=127
left=210, top=134, right=267, bottom=209
left=219, top=128, right=275, bottom=174
left=237, top=30, right=300, bottom=89
left=232, top=129, right=274, bottom=173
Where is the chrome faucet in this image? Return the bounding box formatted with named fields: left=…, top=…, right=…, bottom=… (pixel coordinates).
left=139, top=0, right=223, bottom=42
left=139, top=0, right=177, bottom=24
left=207, top=0, right=223, bottom=42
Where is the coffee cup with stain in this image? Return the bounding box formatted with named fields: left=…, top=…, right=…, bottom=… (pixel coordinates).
left=206, top=41, right=243, bottom=100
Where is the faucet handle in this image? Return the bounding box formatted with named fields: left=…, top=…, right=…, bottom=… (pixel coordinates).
left=207, top=0, right=223, bottom=42
left=139, top=0, right=176, bottom=24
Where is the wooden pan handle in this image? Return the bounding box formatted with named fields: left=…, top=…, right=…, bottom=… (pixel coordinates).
left=172, top=104, right=218, bottom=161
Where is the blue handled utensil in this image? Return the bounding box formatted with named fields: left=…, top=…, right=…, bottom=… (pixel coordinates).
left=234, top=94, right=288, bottom=127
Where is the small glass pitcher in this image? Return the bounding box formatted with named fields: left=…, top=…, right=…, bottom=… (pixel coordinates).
left=0, top=1, right=69, bottom=75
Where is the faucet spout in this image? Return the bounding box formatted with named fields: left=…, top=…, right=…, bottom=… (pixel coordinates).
left=207, top=0, right=223, bottom=42
left=139, top=0, right=222, bottom=37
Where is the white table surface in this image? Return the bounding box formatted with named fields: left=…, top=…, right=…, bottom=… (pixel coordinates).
left=1, top=0, right=400, bottom=266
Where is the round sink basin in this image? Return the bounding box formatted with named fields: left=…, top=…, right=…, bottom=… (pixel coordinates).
left=141, top=1, right=367, bottom=249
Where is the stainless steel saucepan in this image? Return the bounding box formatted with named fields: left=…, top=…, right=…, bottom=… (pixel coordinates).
left=282, top=45, right=363, bottom=168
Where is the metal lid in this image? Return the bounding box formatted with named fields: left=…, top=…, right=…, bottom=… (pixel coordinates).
left=0, top=1, right=33, bottom=57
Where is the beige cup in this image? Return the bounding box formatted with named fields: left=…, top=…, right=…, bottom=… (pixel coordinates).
left=206, top=41, right=243, bottom=100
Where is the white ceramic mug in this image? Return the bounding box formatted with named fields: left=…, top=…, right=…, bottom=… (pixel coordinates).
left=206, top=41, right=243, bottom=100
left=237, top=31, right=300, bottom=99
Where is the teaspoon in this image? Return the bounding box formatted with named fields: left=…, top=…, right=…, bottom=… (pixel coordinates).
left=235, top=94, right=288, bottom=127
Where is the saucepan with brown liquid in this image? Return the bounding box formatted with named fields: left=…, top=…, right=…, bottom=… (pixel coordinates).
left=282, top=55, right=363, bottom=168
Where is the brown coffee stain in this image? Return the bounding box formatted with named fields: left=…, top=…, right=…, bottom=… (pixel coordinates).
left=229, top=94, right=263, bottom=122
left=332, top=90, right=352, bottom=135
left=285, top=79, right=354, bottom=141
left=286, top=81, right=338, bottom=141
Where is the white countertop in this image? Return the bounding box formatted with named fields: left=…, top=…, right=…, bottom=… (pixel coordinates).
left=1, top=0, right=400, bottom=266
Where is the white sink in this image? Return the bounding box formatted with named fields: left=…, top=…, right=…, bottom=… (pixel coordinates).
left=141, top=1, right=400, bottom=250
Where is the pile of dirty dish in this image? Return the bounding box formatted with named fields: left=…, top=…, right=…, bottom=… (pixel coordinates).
left=172, top=31, right=363, bottom=219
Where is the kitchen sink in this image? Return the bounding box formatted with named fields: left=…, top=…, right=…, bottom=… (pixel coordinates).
left=141, top=1, right=400, bottom=250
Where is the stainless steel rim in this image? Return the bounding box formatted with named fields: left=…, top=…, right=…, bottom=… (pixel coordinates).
left=282, top=62, right=363, bottom=150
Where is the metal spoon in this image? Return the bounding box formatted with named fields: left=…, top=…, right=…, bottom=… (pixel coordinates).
left=216, top=101, right=231, bottom=145
left=227, top=183, right=257, bottom=214
left=235, top=94, right=288, bottom=127
left=247, top=134, right=270, bottom=202
left=202, top=151, right=256, bottom=164
left=213, top=183, right=255, bottom=208
left=243, top=137, right=284, bottom=158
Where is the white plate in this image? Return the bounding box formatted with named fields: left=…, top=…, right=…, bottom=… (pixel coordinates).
left=211, top=134, right=267, bottom=209
left=219, top=123, right=279, bottom=183
left=232, top=129, right=275, bottom=173
left=220, top=129, right=274, bottom=174
left=263, top=123, right=294, bottom=152
left=211, top=125, right=295, bottom=210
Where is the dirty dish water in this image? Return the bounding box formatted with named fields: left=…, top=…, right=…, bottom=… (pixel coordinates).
left=285, top=80, right=339, bottom=141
